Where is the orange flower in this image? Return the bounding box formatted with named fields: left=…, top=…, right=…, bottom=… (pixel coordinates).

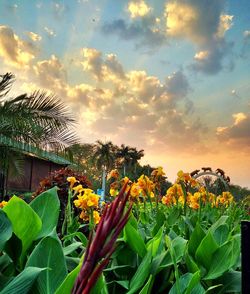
left=0, top=200, right=8, bottom=208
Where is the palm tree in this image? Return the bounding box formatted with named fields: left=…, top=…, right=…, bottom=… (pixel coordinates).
left=130, top=148, right=144, bottom=174
left=92, top=140, right=116, bottom=197
left=116, top=144, right=134, bottom=176
left=0, top=73, right=77, bottom=197
left=0, top=73, right=76, bottom=149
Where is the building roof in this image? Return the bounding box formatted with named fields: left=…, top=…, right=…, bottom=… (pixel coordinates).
left=0, top=135, right=72, bottom=165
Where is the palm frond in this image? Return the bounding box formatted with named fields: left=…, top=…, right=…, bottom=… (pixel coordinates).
left=0, top=73, right=15, bottom=98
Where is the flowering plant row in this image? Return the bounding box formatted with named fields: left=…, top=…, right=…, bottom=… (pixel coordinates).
left=0, top=168, right=249, bottom=293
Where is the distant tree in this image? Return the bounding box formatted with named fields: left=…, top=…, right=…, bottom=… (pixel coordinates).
left=116, top=144, right=134, bottom=176
left=92, top=140, right=116, bottom=195
left=129, top=147, right=144, bottom=174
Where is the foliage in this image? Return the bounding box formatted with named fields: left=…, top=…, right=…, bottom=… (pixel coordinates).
left=33, top=168, right=91, bottom=235
left=0, top=169, right=248, bottom=294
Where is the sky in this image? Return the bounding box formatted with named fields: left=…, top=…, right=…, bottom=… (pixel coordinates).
left=0, top=0, right=250, bottom=188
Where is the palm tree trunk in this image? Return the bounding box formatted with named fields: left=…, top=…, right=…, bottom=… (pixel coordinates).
left=101, top=167, right=106, bottom=200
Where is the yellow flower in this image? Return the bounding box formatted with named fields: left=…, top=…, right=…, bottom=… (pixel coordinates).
left=130, top=184, right=140, bottom=198
left=73, top=184, right=84, bottom=194
left=67, top=177, right=78, bottom=189
left=93, top=210, right=101, bottom=224
left=110, top=188, right=119, bottom=197
left=107, top=169, right=119, bottom=180
left=0, top=200, right=8, bottom=208
left=151, top=166, right=165, bottom=177
left=87, top=194, right=99, bottom=207
left=79, top=210, right=89, bottom=221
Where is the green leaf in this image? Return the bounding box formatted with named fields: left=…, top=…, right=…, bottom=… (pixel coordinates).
left=3, top=233, right=22, bottom=264
left=26, top=236, right=67, bottom=294
left=216, top=271, right=241, bottom=293
left=63, top=242, right=83, bottom=256
left=185, top=271, right=200, bottom=294
left=128, top=252, right=152, bottom=294
left=30, top=187, right=60, bottom=239
left=55, top=260, right=82, bottom=294
left=139, top=275, right=153, bottom=294
left=63, top=232, right=88, bottom=247
left=169, top=273, right=204, bottom=294
left=91, top=273, right=108, bottom=294
left=0, top=266, right=46, bottom=294
left=213, top=224, right=229, bottom=246
left=124, top=222, right=146, bottom=258
left=185, top=253, right=199, bottom=274
left=146, top=226, right=163, bottom=257
left=0, top=210, right=12, bottom=251
left=195, top=231, right=219, bottom=271
left=152, top=210, right=165, bottom=236
left=210, top=216, right=229, bottom=233
left=161, top=236, right=187, bottom=268
left=188, top=223, right=206, bottom=257
left=3, top=196, right=42, bottom=260
left=204, top=235, right=240, bottom=280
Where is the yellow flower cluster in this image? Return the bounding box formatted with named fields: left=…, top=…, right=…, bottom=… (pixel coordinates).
left=161, top=183, right=234, bottom=210
left=73, top=185, right=100, bottom=224
left=216, top=191, right=234, bottom=207
left=0, top=200, right=8, bottom=208
left=176, top=170, right=199, bottom=188
left=161, top=184, right=184, bottom=206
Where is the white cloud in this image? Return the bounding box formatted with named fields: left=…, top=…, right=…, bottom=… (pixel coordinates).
left=0, top=26, right=37, bottom=68
left=127, top=1, right=151, bottom=18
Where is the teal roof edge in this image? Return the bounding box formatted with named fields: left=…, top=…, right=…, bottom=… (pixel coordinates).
left=0, top=135, right=72, bottom=165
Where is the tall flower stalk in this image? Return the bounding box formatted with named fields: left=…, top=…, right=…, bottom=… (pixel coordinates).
left=72, top=183, right=132, bottom=294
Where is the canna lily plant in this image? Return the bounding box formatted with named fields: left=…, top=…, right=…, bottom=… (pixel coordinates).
left=72, top=182, right=132, bottom=294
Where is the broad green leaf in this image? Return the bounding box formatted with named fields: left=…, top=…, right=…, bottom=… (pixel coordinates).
left=185, top=253, right=199, bottom=274
left=169, top=273, right=204, bottom=294
left=26, top=236, right=67, bottom=294
left=146, top=226, right=163, bottom=257
left=128, top=213, right=138, bottom=229
left=3, top=196, right=42, bottom=260
left=204, top=235, right=240, bottom=280
left=4, top=233, right=22, bottom=264
left=167, top=206, right=181, bottom=226
left=124, top=222, right=146, bottom=258
left=216, top=271, right=241, bottom=293
left=0, top=210, right=12, bottom=251
left=55, top=259, right=83, bottom=294
left=63, top=242, right=83, bottom=256
left=30, top=187, right=60, bottom=239
left=213, top=224, right=229, bottom=246
left=91, top=273, right=108, bottom=294
left=195, top=231, right=219, bottom=271
left=210, top=216, right=229, bottom=233
left=115, top=280, right=129, bottom=289
left=0, top=266, right=45, bottom=294
left=128, top=252, right=152, bottom=294
left=139, top=275, right=153, bottom=294
left=161, top=236, right=187, bottom=268
left=63, top=232, right=88, bottom=247
left=152, top=210, right=165, bottom=236
left=185, top=271, right=200, bottom=294
left=188, top=223, right=206, bottom=257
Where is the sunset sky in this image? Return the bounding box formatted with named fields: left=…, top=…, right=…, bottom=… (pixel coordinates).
left=0, top=0, right=249, bottom=187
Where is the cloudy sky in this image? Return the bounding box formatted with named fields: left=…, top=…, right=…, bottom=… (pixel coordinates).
left=0, top=0, right=250, bottom=187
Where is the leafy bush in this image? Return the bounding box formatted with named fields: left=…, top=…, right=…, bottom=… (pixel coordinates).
left=33, top=168, right=91, bottom=234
